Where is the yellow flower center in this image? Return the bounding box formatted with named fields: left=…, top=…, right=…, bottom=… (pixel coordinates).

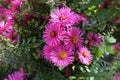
left=72, top=36, right=78, bottom=43
left=60, top=15, right=66, bottom=20
left=50, top=31, right=56, bottom=37
left=83, top=52, right=88, bottom=58
left=59, top=51, right=68, bottom=59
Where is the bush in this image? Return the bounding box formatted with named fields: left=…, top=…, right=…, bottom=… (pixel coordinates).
left=0, top=0, right=120, bottom=80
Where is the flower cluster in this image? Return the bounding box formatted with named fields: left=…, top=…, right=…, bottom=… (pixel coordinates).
left=115, top=72, right=120, bottom=80
left=114, top=43, right=120, bottom=51
left=98, top=0, right=112, bottom=8
left=4, top=68, right=25, bottom=80
left=116, top=18, right=120, bottom=23
left=0, top=0, right=119, bottom=80
left=0, top=0, right=23, bottom=44
left=86, top=32, right=103, bottom=47
left=42, top=7, right=94, bottom=67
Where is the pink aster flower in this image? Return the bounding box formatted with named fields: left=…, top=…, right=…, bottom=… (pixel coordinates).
left=43, top=45, right=55, bottom=62
left=115, top=72, right=120, bottom=80
left=114, top=44, right=120, bottom=51
left=0, top=20, right=17, bottom=44
left=4, top=25, right=13, bottom=33
left=0, top=20, right=5, bottom=27
left=116, top=18, right=120, bottom=23
left=63, top=27, right=83, bottom=49
left=0, top=24, right=13, bottom=36
left=105, top=0, right=112, bottom=4
left=87, top=32, right=103, bottom=47
left=43, top=23, right=63, bottom=47
left=50, top=45, right=74, bottom=67
left=4, top=9, right=15, bottom=25
left=75, top=13, right=89, bottom=24
left=0, top=22, right=7, bottom=35
left=0, top=20, right=13, bottom=35
left=4, top=0, right=11, bottom=3
left=64, top=67, right=71, bottom=77
left=50, top=7, right=77, bottom=26
left=0, top=6, right=6, bottom=16
left=98, top=0, right=112, bottom=8
left=10, top=0, right=23, bottom=12
left=0, top=20, right=5, bottom=34
left=6, top=30, right=18, bottom=44
left=77, top=47, right=92, bottom=65
left=4, top=68, right=25, bottom=80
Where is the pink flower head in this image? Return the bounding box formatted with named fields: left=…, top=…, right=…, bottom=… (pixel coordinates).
left=0, top=20, right=5, bottom=30
left=4, top=68, right=25, bottom=80
left=0, top=24, right=13, bottom=36
left=116, top=18, right=120, bottom=23
left=114, top=44, right=120, bottom=51
left=98, top=0, right=112, bottom=8
left=87, top=32, right=103, bottom=47
left=114, top=2, right=120, bottom=10
left=4, top=9, right=15, bottom=25
left=63, top=27, right=83, bottom=49
left=98, top=4, right=105, bottom=8
left=105, top=0, right=112, bottom=4
left=0, top=20, right=13, bottom=35
left=4, top=0, right=11, bottom=3
left=115, top=72, right=120, bottom=80
left=10, top=0, right=23, bottom=12
left=0, top=20, right=17, bottom=44
left=64, top=67, right=71, bottom=77
left=50, top=7, right=77, bottom=26
left=50, top=45, right=74, bottom=67
left=42, top=15, right=49, bottom=20
left=43, top=45, right=55, bottom=62
left=43, top=23, right=63, bottom=47
left=6, top=30, right=18, bottom=44
left=75, top=13, right=89, bottom=24
left=0, top=20, right=7, bottom=34
left=0, top=6, right=6, bottom=16
left=77, top=47, right=92, bottom=65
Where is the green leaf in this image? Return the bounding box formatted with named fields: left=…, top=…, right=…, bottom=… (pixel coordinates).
left=106, top=44, right=115, bottom=54
left=96, top=48, right=104, bottom=58
left=68, top=76, right=76, bottom=80
left=88, top=5, right=96, bottom=11
left=95, top=44, right=105, bottom=58
left=105, top=35, right=116, bottom=44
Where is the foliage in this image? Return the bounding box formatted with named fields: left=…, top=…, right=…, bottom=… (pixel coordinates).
left=0, top=0, right=120, bottom=80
